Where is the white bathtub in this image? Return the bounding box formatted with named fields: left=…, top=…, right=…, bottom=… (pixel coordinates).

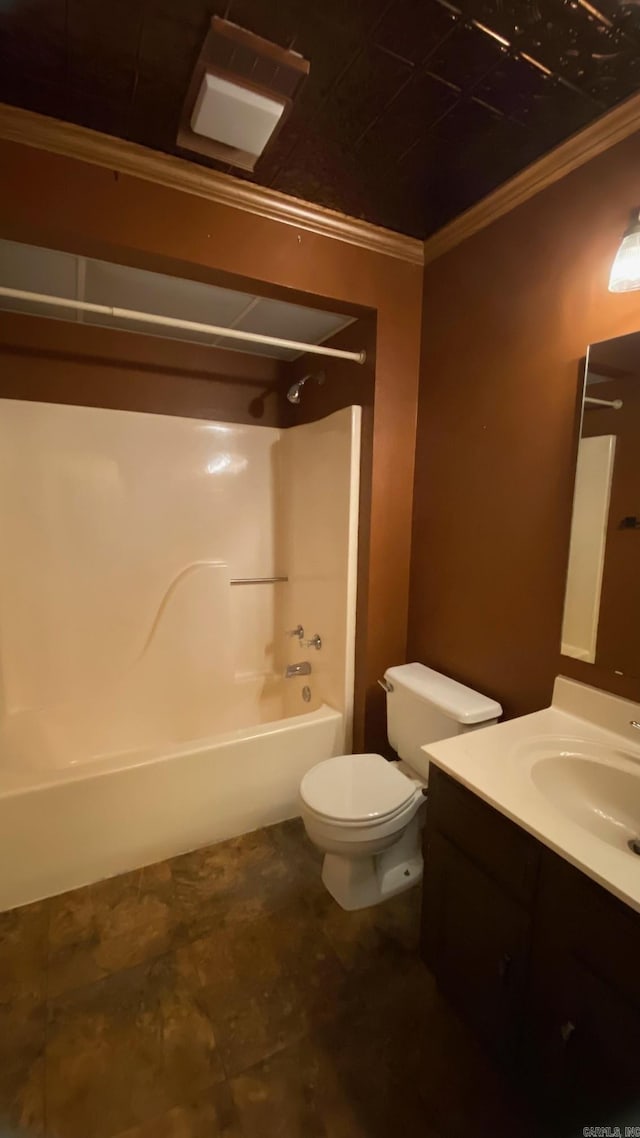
left=0, top=703, right=343, bottom=911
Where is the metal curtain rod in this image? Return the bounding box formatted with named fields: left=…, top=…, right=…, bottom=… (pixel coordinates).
left=584, top=396, right=623, bottom=410
left=0, top=287, right=366, bottom=364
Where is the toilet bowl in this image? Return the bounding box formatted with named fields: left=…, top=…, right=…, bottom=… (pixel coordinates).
left=300, top=663, right=502, bottom=911
left=300, top=753, right=426, bottom=910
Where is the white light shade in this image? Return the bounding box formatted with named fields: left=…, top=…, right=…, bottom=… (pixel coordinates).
left=191, top=73, right=285, bottom=157
left=609, top=214, right=640, bottom=292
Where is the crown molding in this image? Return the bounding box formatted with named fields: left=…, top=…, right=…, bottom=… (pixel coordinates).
left=0, top=103, right=424, bottom=267
left=423, top=91, right=640, bottom=265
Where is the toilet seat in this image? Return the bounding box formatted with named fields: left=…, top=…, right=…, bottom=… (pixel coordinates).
left=300, top=753, right=419, bottom=827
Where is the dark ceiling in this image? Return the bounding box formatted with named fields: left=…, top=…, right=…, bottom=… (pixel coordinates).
left=2, top=0, right=640, bottom=238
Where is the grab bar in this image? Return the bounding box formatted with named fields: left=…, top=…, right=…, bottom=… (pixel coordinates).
left=230, top=576, right=289, bottom=585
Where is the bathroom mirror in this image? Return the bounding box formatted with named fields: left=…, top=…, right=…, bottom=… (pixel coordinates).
left=561, top=330, right=640, bottom=679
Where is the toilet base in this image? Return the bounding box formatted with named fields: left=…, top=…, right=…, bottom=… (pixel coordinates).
left=321, top=815, right=423, bottom=911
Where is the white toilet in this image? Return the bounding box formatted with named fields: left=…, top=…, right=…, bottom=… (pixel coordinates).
left=300, top=663, right=502, bottom=910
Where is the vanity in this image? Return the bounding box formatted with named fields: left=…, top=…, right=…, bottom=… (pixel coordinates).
left=420, top=678, right=640, bottom=1132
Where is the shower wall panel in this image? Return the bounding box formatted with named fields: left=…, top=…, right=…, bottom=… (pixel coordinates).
left=0, top=400, right=360, bottom=762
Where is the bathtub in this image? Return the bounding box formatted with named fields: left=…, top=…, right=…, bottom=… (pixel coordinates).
left=0, top=701, right=343, bottom=911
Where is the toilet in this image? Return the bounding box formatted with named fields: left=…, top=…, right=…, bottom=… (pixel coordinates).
left=300, top=663, right=502, bottom=910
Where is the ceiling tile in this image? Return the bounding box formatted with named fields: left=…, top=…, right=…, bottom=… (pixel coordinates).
left=67, top=0, right=145, bottom=101
left=425, top=23, right=505, bottom=91
left=0, top=0, right=66, bottom=85
left=359, top=70, right=458, bottom=159
left=372, top=0, right=458, bottom=64
left=137, top=8, right=204, bottom=91
left=0, top=70, right=68, bottom=122
left=1, top=0, right=640, bottom=237
left=472, top=55, right=551, bottom=120
left=325, top=43, right=414, bottom=146
left=429, top=97, right=502, bottom=148
left=127, top=79, right=183, bottom=153
left=315, top=0, right=397, bottom=39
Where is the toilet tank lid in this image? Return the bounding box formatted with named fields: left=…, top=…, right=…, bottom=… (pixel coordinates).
left=384, top=663, right=502, bottom=725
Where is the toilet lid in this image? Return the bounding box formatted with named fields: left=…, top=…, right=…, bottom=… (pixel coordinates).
left=300, top=753, right=416, bottom=823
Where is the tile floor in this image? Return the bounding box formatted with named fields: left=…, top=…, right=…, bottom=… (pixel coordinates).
left=0, top=818, right=538, bottom=1138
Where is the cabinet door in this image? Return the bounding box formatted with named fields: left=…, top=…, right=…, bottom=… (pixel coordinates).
left=422, top=830, right=530, bottom=1059
left=525, top=851, right=640, bottom=1131
left=526, top=954, right=640, bottom=1130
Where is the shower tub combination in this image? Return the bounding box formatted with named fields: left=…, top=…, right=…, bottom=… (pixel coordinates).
left=0, top=400, right=360, bottom=911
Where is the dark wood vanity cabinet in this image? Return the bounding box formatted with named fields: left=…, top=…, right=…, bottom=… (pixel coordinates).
left=421, top=766, right=640, bottom=1132
left=421, top=824, right=532, bottom=1061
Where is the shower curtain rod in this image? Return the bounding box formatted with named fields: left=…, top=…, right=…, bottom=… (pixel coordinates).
left=0, top=286, right=366, bottom=364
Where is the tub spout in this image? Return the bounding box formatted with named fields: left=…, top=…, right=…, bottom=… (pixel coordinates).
left=285, top=661, right=311, bottom=678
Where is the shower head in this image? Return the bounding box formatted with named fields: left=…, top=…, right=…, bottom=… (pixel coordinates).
left=286, top=370, right=325, bottom=404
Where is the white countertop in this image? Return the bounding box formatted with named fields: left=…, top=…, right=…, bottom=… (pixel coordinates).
left=421, top=678, right=640, bottom=914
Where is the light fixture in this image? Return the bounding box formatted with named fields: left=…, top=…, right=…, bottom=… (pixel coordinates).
left=178, top=18, right=309, bottom=172
left=608, top=209, right=640, bottom=292
left=191, top=73, right=286, bottom=160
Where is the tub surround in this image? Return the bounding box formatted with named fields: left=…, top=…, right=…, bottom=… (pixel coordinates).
left=422, top=676, right=640, bottom=913
left=0, top=401, right=360, bottom=910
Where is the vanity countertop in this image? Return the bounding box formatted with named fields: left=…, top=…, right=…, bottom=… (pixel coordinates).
left=420, top=677, right=640, bottom=914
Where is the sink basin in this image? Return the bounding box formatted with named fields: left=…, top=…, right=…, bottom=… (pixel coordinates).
left=530, top=750, right=640, bottom=852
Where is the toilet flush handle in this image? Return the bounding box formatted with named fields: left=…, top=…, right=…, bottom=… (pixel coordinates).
left=377, top=678, right=394, bottom=693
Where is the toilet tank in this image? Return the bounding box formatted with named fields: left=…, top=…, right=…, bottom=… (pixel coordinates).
left=384, top=663, right=502, bottom=774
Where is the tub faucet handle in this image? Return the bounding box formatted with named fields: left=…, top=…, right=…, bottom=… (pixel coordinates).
left=286, top=625, right=304, bottom=639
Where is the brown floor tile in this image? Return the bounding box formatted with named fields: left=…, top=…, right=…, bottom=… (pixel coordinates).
left=229, top=1040, right=331, bottom=1138
left=45, top=953, right=224, bottom=1138
left=269, top=817, right=323, bottom=879
left=306, top=883, right=424, bottom=979
left=230, top=1034, right=442, bottom=1138
left=179, top=899, right=349, bottom=1076
left=315, top=956, right=535, bottom=1138
left=171, top=828, right=307, bottom=940
left=0, top=1053, right=45, bottom=1137
left=0, top=900, right=49, bottom=1003
left=111, top=1083, right=243, bottom=1138
left=0, top=996, right=46, bottom=1136
left=48, top=862, right=177, bottom=997
left=177, top=913, right=289, bottom=1022
left=0, top=818, right=539, bottom=1138
left=210, top=977, right=308, bottom=1077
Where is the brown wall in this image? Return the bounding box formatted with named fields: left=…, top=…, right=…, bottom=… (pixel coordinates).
left=0, top=312, right=287, bottom=426
left=410, top=131, right=640, bottom=719
left=0, top=139, right=423, bottom=750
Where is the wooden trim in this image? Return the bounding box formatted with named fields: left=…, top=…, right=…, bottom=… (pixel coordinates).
left=0, top=103, right=424, bottom=267
left=423, top=91, right=640, bottom=265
